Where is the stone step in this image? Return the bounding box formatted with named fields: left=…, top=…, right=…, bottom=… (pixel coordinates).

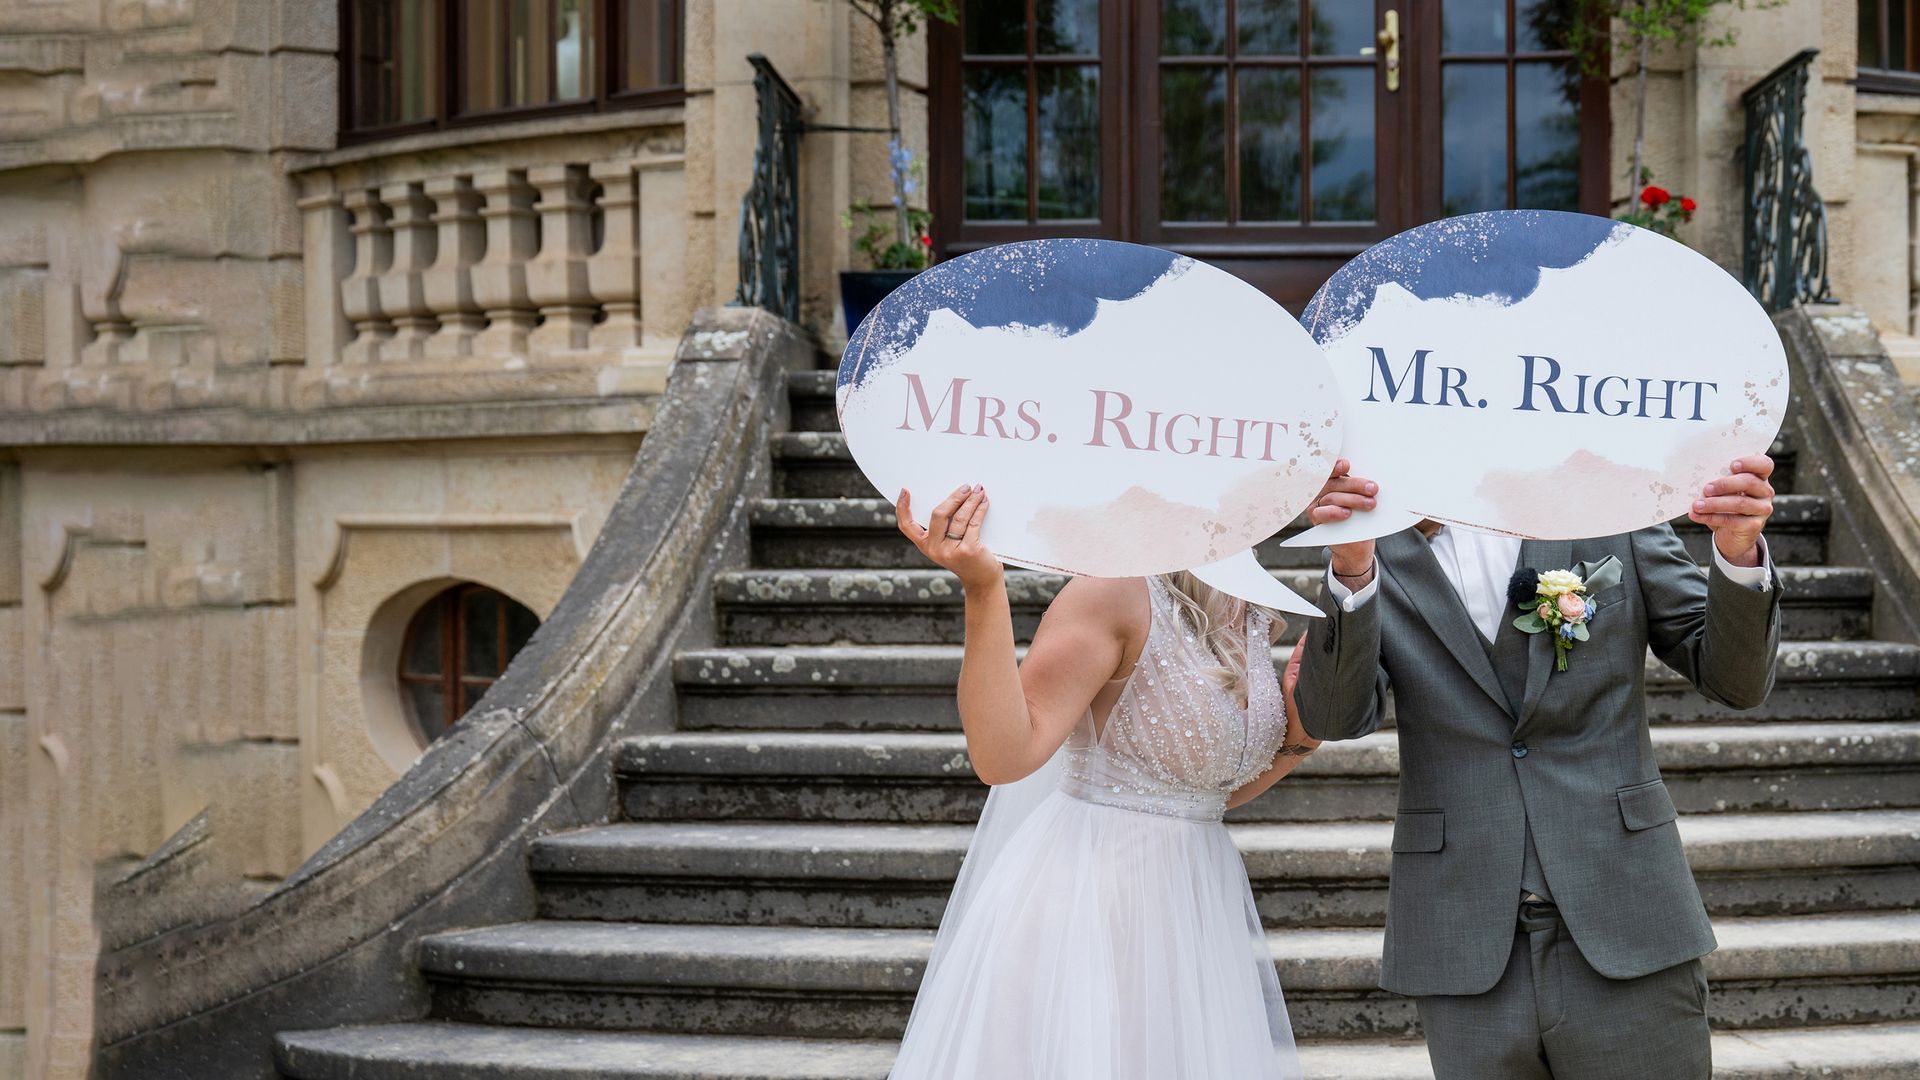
left=529, top=810, right=1920, bottom=929
left=714, top=565, right=1872, bottom=646
left=414, top=911, right=1920, bottom=1040
left=748, top=495, right=1833, bottom=570
left=615, top=724, right=1920, bottom=825
left=672, top=641, right=1920, bottom=731
left=273, top=1020, right=1920, bottom=1080
left=771, top=426, right=1804, bottom=501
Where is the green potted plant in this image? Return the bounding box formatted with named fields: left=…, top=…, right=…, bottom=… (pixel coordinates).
left=840, top=0, right=954, bottom=334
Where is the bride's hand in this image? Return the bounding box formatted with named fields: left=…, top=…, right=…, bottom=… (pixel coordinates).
left=1281, top=629, right=1320, bottom=756
left=896, top=484, right=1003, bottom=591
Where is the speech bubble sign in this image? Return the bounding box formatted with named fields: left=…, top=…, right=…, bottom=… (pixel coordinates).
left=837, top=239, right=1342, bottom=615
left=1287, top=210, right=1789, bottom=547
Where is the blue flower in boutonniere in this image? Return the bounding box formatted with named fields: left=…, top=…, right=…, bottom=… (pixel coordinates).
left=1510, top=557, right=1624, bottom=672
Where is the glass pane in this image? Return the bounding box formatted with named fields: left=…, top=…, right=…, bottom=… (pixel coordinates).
left=1443, top=63, right=1508, bottom=214
left=462, top=589, right=504, bottom=679
left=396, top=0, right=436, bottom=120
left=404, top=680, right=447, bottom=742
left=1239, top=67, right=1302, bottom=220
left=555, top=0, right=592, bottom=100
left=1036, top=65, right=1101, bottom=218
left=1036, top=0, right=1100, bottom=53
left=461, top=1, right=507, bottom=111
left=1308, top=0, right=1373, bottom=57
left=1515, top=61, right=1580, bottom=209
left=621, top=0, right=678, bottom=88
left=1160, top=65, right=1228, bottom=220
left=1444, top=0, right=1506, bottom=53
left=1894, top=0, right=1913, bottom=69
left=403, top=596, right=444, bottom=677
left=353, top=0, right=394, bottom=125
left=966, top=0, right=1028, bottom=54
left=963, top=66, right=1029, bottom=220
left=1517, top=0, right=1575, bottom=51
left=507, top=600, right=541, bottom=656
left=508, top=0, right=554, bottom=106
left=1162, top=0, right=1226, bottom=55
left=1310, top=67, right=1375, bottom=220
left=1239, top=0, right=1301, bottom=54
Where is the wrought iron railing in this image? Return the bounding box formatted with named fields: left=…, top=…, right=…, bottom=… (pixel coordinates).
left=734, top=54, right=803, bottom=322
left=1741, top=48, right=1834, bottom=312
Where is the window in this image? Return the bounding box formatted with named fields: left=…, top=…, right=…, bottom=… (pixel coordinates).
left=1438, top=0, right=1585, bottom=215
left=1860, top=0, right=1920, bottom=92
left=397, top=583, right=541, bottom=744
left=341, top=0, right=684, bottom=139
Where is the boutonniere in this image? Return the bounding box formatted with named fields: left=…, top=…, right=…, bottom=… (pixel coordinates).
left=1509, top=556, right=1624, bottom=671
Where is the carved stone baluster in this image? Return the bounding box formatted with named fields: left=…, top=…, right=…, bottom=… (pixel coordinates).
left=376, top=182, right=437, bottom=361
left=422, top=175, right=485, bottom=361
left=587, top=162, right=641, bottom=352
left=526, top=164, right=595, bottom=354
left=297, top=183, right=352, bottom=371
left=338, top=187, right=392, bottom=365
left=469, top=170, right=537, bottom=360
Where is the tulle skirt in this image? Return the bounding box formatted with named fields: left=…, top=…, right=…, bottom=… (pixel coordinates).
left=889, top=783, right=1303, bottom=1080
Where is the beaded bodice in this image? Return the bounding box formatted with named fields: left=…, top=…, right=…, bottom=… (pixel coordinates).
left=1059, top=575, right=1286, bottom=822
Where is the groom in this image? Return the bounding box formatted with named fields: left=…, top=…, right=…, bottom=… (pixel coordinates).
left=1296, top=455, right=1781, bottom=1079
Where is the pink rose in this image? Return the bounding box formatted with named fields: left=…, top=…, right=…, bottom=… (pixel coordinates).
left=1536, top=603, right=1553, bottom=621
left=1556, top=593, right=1587, bottom=623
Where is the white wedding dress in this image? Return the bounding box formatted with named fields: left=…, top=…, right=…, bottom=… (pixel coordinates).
left=890, top=575, right=1303, bottom=1079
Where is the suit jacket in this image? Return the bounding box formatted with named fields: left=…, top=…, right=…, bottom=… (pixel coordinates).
left=1296, top=524, right=1782, bottom=996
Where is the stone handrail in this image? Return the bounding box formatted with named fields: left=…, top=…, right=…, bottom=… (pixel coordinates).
left=91, top=306, right=813, bottom=1078
left=1777, top=303, right=1920, bottom=644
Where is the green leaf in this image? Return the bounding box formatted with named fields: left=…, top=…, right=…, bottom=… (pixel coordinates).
left=1571, top=622, right=1591, bottom=642
left=1514, top=613, right=1547, bottom=634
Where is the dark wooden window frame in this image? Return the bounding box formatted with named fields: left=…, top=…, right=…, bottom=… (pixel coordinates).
left=1859, top=0, right=1920, bottom=94
left=931, top=1, right=1608, bottom=270
left=339, top=0, right=686, bottom=144
left=397, top=583, right=539, bottom=744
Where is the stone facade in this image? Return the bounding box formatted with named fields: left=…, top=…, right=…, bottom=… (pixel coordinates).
left=1618, top=0, right=1911, bottom=361
left=0, top=1, right=917, bottom=1076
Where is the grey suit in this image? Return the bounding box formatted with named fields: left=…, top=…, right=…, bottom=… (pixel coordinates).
left=1298, top=524, right=1781, bottom=1078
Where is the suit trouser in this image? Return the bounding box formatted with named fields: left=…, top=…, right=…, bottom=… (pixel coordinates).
left=1414, top=901, right=1711, bottom=1080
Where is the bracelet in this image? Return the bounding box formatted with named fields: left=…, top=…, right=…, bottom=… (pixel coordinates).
left=1333, top=561, right=1376, bottom=583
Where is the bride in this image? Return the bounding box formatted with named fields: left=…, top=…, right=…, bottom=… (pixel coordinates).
left=886, top=481, right=1331, bottom=1080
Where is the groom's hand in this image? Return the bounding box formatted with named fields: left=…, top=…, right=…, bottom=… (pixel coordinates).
left=1312, top=458, right=1379, bottom=584
left=1690, top=454, right=1774, bottom=568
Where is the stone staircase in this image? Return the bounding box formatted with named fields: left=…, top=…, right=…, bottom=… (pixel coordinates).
left=276, top=368, right=1920, bottom=1078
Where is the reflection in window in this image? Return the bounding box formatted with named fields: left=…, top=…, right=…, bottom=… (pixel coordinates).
left=960, top=0, right=1104, bottom=223
left=1860, top=0, right=1919, bottom=73
left=1441, top=0, right=1581, bottom=215
left=398, top=583, right=541, bottom=745
left=344, top=0, right=682, bottom=136
left=1159, top=0, right=1376, bottom=225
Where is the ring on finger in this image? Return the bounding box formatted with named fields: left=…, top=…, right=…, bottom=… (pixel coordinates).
left=943, top=531, right=965, bottom=541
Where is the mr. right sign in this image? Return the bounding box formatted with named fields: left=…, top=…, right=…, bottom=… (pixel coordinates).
left=1290, top=210, right=1789, bottom=547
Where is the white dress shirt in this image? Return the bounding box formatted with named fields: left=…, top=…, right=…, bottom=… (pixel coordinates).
left=1328, top=528, right=1772, bottom=638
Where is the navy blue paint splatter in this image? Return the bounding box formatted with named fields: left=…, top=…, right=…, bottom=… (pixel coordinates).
left=1305, top=211, right=1628, bottom=343
left=839, top=239, right=1183, bottom=391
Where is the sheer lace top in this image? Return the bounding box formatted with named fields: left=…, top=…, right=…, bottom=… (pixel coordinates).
left=1058, top=575, right=1287, bottom=822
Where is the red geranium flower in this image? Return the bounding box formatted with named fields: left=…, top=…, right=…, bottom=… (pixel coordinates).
left=1678, top=196, right=1697, bottom=213
left=919, top=234, right=933, bottom=248
left=1640, top=185, right=1671, bottom=207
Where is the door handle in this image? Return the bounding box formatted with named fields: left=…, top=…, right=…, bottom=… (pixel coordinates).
left=1377, top=9, right=1401, bottom=93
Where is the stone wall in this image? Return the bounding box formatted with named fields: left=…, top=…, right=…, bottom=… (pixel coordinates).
left=0, top=1, right=916, bottom=1076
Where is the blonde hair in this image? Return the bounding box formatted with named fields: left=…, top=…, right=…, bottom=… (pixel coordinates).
left=1162, top=571, right=1285, bottom=695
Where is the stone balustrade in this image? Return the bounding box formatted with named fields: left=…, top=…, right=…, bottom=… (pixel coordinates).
left=294, top=118, right=689, bottom=408
left=0, top=113, right=689, bottom=424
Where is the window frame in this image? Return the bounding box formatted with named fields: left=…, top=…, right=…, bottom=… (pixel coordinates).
left=1859, top=0, right=1920, bottom=94
left=338, top=0, right=687, bottom=145
left=396, top=582, right=540, bottom=745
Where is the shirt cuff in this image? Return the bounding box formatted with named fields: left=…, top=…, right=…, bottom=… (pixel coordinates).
left=1712, top=536, right=1773, bottom=592
left=1325, top=566, right=1380, bottom=612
